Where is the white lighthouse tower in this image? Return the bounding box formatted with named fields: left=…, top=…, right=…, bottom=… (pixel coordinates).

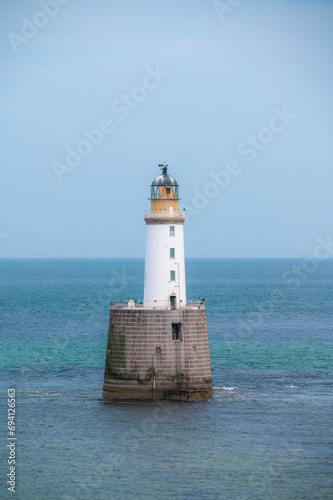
left=144, top=164, right=186, bottom=309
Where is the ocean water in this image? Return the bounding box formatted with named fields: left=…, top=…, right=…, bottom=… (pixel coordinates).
left=0, top=258, right=332, bottom=500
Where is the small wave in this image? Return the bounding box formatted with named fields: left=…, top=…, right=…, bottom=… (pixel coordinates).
left=213, top=386, right=237, bottom=392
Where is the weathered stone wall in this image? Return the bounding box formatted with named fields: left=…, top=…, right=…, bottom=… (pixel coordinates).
left=103, top=307, right=213, bottom=401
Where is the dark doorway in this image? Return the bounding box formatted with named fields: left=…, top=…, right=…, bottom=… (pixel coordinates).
left=170, top=295, right=176, bottom=310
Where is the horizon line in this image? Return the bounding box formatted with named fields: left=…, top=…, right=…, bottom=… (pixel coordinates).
left=1, top=256, right=332, bottom=260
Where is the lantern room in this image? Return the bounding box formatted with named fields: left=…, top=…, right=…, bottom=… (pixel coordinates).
left=149, top=164, right=180, bottom=214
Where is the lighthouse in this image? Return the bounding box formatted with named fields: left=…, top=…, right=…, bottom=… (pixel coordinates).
left=103, top=165, right=213, bottom=401
left=144, top=164, right=186, bottom=309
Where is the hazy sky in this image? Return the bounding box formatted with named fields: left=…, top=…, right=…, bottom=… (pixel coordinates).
left=1, top=0, right=332, bottom=258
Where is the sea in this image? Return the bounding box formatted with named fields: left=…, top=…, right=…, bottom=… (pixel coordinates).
left=0, top=258, right=332, bottom=500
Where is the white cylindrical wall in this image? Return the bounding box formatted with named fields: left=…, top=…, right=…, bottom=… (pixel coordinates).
left=143, top=223, right=186, bottom=308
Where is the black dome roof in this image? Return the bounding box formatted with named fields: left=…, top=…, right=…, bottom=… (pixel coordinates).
left=151, top=165, right=178, bottom=186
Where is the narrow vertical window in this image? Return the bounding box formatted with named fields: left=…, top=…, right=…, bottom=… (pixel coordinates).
left=170, top=270, right=175, bottom=281
left=172, top=323, right=181, bottom=340
left=170, top=248, right=175, bottom=259
left=170, top=226, right=175, bottom=236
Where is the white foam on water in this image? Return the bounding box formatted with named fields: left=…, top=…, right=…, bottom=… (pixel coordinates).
left=213, top=386, right=237, bottom=392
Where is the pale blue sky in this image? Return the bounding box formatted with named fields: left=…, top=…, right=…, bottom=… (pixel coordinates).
left=1, top=0, right=332, bottom=257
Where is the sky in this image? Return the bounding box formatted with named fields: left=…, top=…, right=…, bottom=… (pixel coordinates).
left=1, top=0, right=332, bottom=258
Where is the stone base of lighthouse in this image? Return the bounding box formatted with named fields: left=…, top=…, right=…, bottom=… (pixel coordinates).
left=103, top=306, right=213, bottom=401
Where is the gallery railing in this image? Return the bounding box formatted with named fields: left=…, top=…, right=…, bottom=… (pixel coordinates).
left=144, top=210, right=185, bottom=219
left=110, top=298, right=205, bottom=310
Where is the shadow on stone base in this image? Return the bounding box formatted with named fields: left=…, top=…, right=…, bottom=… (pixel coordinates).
left=103, top=382, right=212, bottom=402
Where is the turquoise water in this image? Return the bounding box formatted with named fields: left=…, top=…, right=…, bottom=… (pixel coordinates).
left=0, top=259, right=332, bottom=499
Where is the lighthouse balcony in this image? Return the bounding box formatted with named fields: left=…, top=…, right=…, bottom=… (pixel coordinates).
left=144, top=210, right=185, bottom=219
left=110, top=299, right=205, bottom=310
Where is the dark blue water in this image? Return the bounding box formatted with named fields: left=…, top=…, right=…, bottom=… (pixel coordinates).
left=1, top=259, right=332, bottom=499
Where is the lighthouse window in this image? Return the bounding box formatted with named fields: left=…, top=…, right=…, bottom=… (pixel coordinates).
left=151, top=186, right=161, bottom=198
left=170, top=270, right=176, bottom=281
left=166, top=187, right=171, bottom=195
left=170, top=248, right=175, bottom=259
left=170, top=226, right=175, bottom=236
left=172, top=323, right=181, bottom=340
